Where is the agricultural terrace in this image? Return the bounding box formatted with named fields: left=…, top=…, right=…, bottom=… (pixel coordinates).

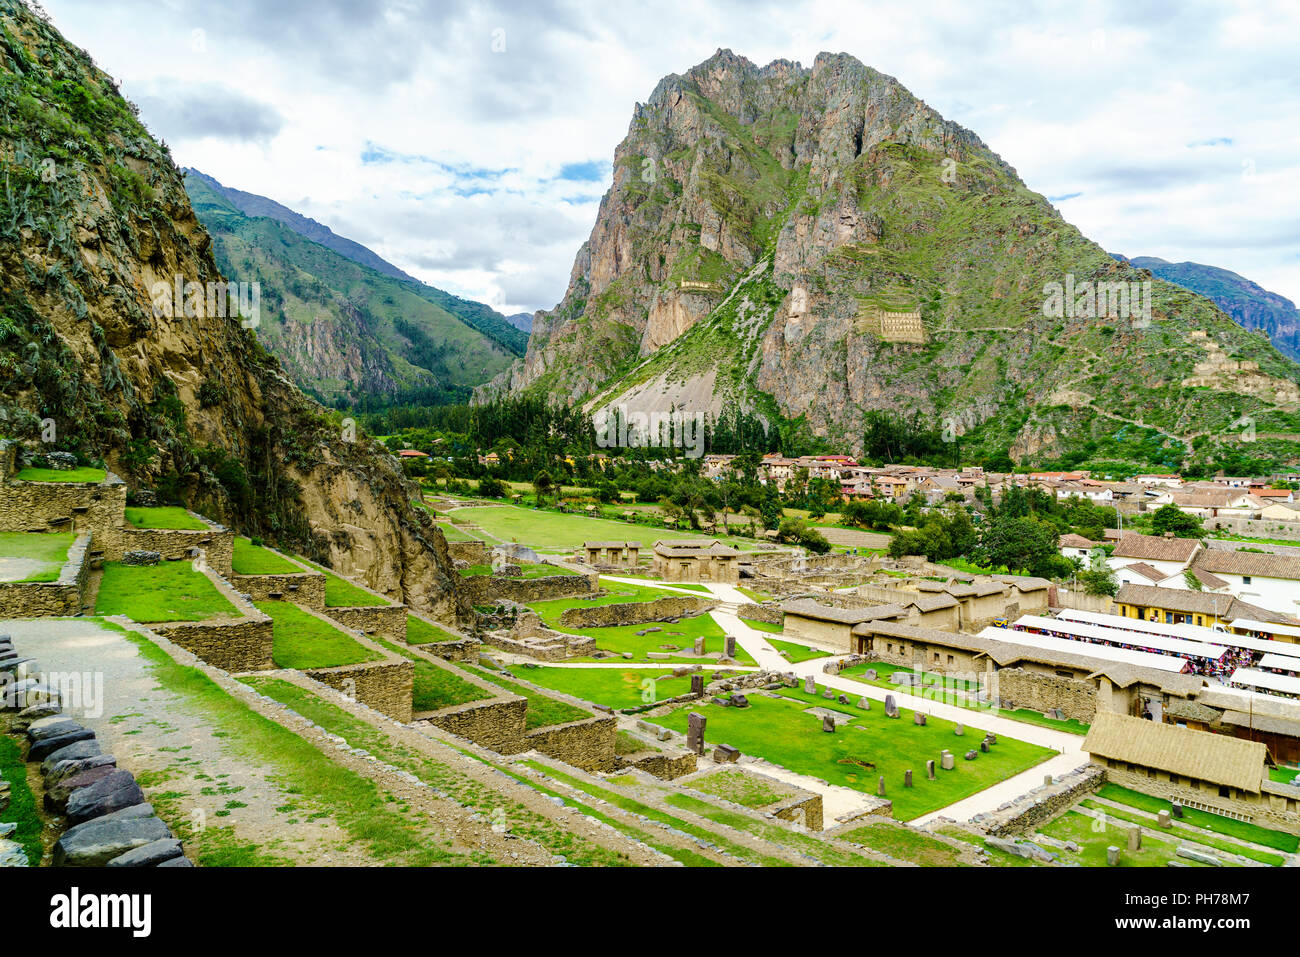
left=231, top=537, right=305, bottom=575
left=647, top=686, right=1053, bottom=820
left=254, top=601, right=384, bottom=669
left=503, top=665, right=720, bottom=710
left=95, top=562, right=239, bottom=622
left=14, top=466, right=106, bottom=483
left=123, top=506, right=208, bottom=530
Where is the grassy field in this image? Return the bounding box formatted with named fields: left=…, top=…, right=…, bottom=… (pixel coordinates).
left=405, top=614, right=462, bottom=645
left=529, top=579, right=697, bottom=623
left=445, top=504, right=754, bottom=552
left=231, top=537, right=304, bottom=575
left=1268, top=764, right=1300, bottom=786
left=459, top=562, right=577, bottom=578
left=1095, top=783, right=1299, bottom=853
left=840, top=822, right=968, bottom=866
left=254, top=601, right=384, bottom=669
left=1077, top=798, right=1285, bottom=865
left=689, top=769, right=788, bottom=808
left=502, top=665, right=715, bottom=710
left=0, top=531, right=74, bottom=582
left=96, top=561, right=239, bottom=622
left=124, top=506, right=207, bottom=530
left=1039, top=810, right=1225, bottom=867
left=649, top=689, right=1053, bottom=820
left=767, top=637, right=832, bottom=663
left=15, top=466, right=106, bottom=483
left=0, top=733, right=42, bottom=864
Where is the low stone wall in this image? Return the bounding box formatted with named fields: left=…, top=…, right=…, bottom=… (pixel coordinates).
left=0, top=477, right=126, bottom=538
left=417, top=638, right=480, bottom=663
left=419, top=696, right=527, bottom=754
left=770, top=792, right=824, bottom=832
left=322, top=604, right=407, bottom=640
left=1053, top=588, right=1115, bottom=615
left=559, top=594, right=716, bottom=629
left=524, top=714, right=616, bottom=773
left=992, top=667, right=1098, bottom=724
left=974, top=764, right=1104, bottom=836
left=104, top=521, right=234, bottom=577
left=621, top=751, right=698, bottom=780
left=230, top=571, right=326, bottom=608
left=1204, top=516, right=1300, bottom=541
left=459, top=572, right=596, bottom=605
left=152, top=615, right=274, bottom=673
left=445, top=540, right=490, bottom=564
left=736, top=602, right=783, bottom=625
left=0, top=532, right=91, bottom=618
left=306, top=659, right=414, bottom=724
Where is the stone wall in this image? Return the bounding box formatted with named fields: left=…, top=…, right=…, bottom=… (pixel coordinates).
left=558, top=594, right=716, bottom=629
left=102, top=521, right=234, bottom=577
left=418, top=696, right=528, bottom=753
left=620, top=751, right=698, bottom=780
left=524, top=714, right=616, bottom=772
left=0, top=479, right=126, bottom=539
left=152, top=616, right=274, bottom=673
left=770, top=792, right=824, bottom=832
left=992, top=667, right=1098, bottom=723
left=445, top=540, right=490, bottom=564
left=230, top=571, right=326, bottom=608
left=459, top=571, right=597, bottom=605
left=0, top=532, right=90, bottom=618
left=306, top=659, right=415, bottom=724
left=1053, top=588, right=1116, bottom=615
left=1203, top=516, right=1300, bottom=541
left=975, top=764, right=1104, bottom=836
left=322, top=604, right=407, bottom=640
left=736, top=602, right=783, bottom=625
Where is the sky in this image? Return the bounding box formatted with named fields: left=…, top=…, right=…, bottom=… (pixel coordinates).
left=38, top=0, right=1300, bottom=316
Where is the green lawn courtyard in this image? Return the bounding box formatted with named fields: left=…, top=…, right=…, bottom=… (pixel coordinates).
left=766, top=637, right=832, bottom=663
left=647, top=689, right=1054, bottom=820
left=0, top=531, right=74, bottom=582
left=95, top=561, right=239, bottom=622
left=254, top=601, right=384, bottom=669
left=14, top=466, right=106, bottom=483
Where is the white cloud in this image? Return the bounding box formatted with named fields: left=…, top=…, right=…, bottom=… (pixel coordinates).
left=41, top=0, right=1300, bottom=312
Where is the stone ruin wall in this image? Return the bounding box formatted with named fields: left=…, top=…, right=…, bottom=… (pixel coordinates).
left=991, top=668, right=1098, bottom=724
left=0, top=532, right=91, bottom=618
left=974, top=764, right=1105, bottom=837
left=558, top=594, right=717, bottom=629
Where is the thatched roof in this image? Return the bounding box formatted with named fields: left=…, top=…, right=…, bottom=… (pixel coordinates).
left=1083, top=712, right=1266, bottom=792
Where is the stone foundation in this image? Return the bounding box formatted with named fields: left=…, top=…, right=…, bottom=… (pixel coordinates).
left=558, top=594, right=716, bottom=629
left=230, top=571, right=325, bottom=609
left=737, top=603, right=783, bottom=626
left=991, top=668, right=1098, bottom=724
left=0, top=532, right=91, bottom=618
left=306, top=659, right=415, bottom=724
left=445, top=540, right=490, bottom=565
left=459, top=572, right=597, bottom=605
left=524, top=714, right=616, bottom=773
left=418, top=696, right=528, bottom=754
left=322, top=604, right=407, bottom=641
left=974, top=764, right=1104, bottom=836
left=620, top=751, right=698, bottom=780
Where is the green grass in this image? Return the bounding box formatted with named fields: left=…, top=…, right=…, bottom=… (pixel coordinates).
left=124, top=506, right=207, bottom=530
left=108, top=630, right=480, bottom=866
left=0, top=531, right=74, bottom=582
left=369, top=636, right=491, bottom=712
left=1077, top=799, right=1285, bottom=866
left=649, top=690, right=1053, bottom=821
left=467, top=666, right=591, bottom=729
left=741, top=618, right=784, bottom=634
left=767, top=637, right=832, bottom=663
left=937, top=825, right=1040, bottom=866
left=1268, top=765, right=1300, bottom=786
left=15, top=466, right=105, bottom=483
left=1039, top=810, right=1225, bottom=868
left=736, top=586, right=772, bottom=602
left=240, top=676, right=635, bottom=866
left=1095, top=783, right=1299, bottom=853
left=405, top=614, right=461, bottom=645
left=529, top=579, right=705, bottom=621
left=689, top=769, right=788, bottom=808
left=254, top=601, right=383, bottom=669
left=445, top=504, right=754, bottom=552
left=231, top=537, right=304, bottom=575
left=95, top=561, right=239, bottom=622
left=839, top=822, right=968, bottom=866
left=502, top=665, right=713, bottom=710
left=459, top=562, right=577, bottom=578
left=0, top=733, right=43, bottom=865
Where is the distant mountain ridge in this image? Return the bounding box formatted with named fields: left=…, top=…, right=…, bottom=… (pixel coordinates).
left=1113, top=254, right=1300, bottom=362
left=183, top=168, right=529, bottom=358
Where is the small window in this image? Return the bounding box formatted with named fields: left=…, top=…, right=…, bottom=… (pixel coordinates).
left=948, top=655, right=955, bottom=665
left=1196, top=616, right=1203, bottom=626
left=933, top=652, right=940, bottom=662
left=1243, top=576, right=1252, bottom=585
left=1219, top=786, right=1231, bottom=798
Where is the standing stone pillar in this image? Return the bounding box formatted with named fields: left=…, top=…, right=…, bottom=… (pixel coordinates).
left=690, top=674, right=704, bottom=697
left=686, top=712, right=706, bottom=755
left=724, top=635, right=736, bottom=659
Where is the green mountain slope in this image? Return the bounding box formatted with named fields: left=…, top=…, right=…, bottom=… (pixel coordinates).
left=1117, top=255, right=1300, bottom=363
left=184, top=171, right=517, bottom=405
left=488, top=49, right=1300, bottom=468
left=185, top=167, right=529, bottom=358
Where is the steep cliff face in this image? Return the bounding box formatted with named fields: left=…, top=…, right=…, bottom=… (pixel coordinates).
left=488, top=49, right=1300, bottom=460
left=0, top=1, right=467, bottom=622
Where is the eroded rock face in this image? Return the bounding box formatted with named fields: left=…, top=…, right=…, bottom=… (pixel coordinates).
left=0, top=5, right=470, bottom=625
left=482, top=47, right=1299, bottom=458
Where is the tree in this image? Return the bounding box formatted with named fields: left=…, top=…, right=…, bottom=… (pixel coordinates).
left=776, top=518, right=831, bottom=554
left=532, top=469, right=554, bottom=506
left=1079, top=548, right=1119, bottom=596
left=477, top=475, right=508, bottom=498
left=975, top=515, right=1059, bottom=576
left=1151, top=504, right=1202, bottom=538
